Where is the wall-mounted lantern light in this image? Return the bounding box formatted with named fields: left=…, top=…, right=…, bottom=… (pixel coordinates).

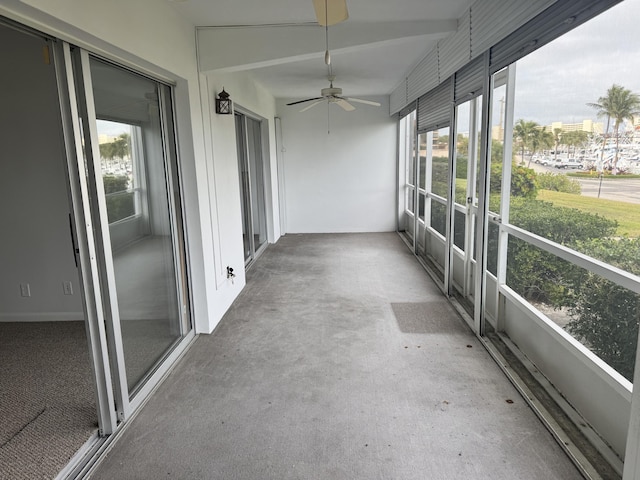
left=215, top=88, right=232, bottom=115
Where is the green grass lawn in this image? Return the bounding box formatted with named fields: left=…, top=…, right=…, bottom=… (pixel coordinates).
left=567, top=172, right=640, bottom=179
left=537, top=189, right=640, bottom=238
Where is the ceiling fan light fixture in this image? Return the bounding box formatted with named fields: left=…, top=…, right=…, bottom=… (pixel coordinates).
left=313, top=0, right=348, bottom=26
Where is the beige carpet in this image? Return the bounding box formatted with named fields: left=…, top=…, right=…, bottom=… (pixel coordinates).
left=0, top=322, right=97, bottom=480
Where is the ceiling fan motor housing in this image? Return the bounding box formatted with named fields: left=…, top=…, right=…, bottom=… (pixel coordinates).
left=322, top=86, right=342, bottom=97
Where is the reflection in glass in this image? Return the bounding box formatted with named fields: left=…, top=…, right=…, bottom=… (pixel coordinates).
left=91, top=58, right=187, bottom=394
left=455, top=102, right=471, bottom=204
left=453, top=209, right=466, bottom=250
left=407, top=125, right=416, bottom=187
left=246, top=117, right=268, bottom=252
left=406, top=187, right=415, bottom=214
left=235, top=114, right=252, bottom=261
left=486, top=222, right=499, bottom=276
left=430, top=128, right=450, bottom=199
left=488, top=80, right=507, bottom=214
left=236, top=113, right=268, bottom=263
left=418, top=194, right=425, bottom=220
left=430, top=200, right=447, bottom=236
left=417, top=132, right=427, bottom=190
left=99, top=121, right=137, bottom=224
left=405, top=214, right=415, bottom=240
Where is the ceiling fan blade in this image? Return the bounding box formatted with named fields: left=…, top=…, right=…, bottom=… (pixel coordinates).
left=313, top=0, right=349, bottom=26
left=287, top=97, right=323, bottom=106
left=344, top=97, right=381, bottom=107
left=335, top=99, right=355, bottom=111
left=300, top=100, right=325, bottom=112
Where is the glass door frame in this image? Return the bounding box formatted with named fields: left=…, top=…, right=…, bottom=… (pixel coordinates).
left=71, top=47, right=130, bottom=421
left=62, top=44, right=196, bottom=426
left=449, top=94, right=483, bottom=321
left=56, top=41, right=119, bottom=436
left=235, top=108, right=269, bottom=267
left=474, top=65, right=516, bottom=336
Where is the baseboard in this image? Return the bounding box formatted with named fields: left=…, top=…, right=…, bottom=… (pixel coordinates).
left=0, top=312, right=84, bottom=322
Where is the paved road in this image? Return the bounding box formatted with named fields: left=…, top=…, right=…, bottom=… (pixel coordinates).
left=526, top=161, right=640, bottom=204
left=574, top=176, right=640, bottom=204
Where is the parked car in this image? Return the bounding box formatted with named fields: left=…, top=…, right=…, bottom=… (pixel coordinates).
left=554, top=158, right=583, bottom=169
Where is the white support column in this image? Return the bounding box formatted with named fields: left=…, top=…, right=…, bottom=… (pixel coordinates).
left=622, top=329, right=640, bottom=478
left=473, top=51, right=492, bottom=335
left=495, top=64, right=516, bottom=332
left=59, top=43, right=119, bottom=435
left=465, top=97, right=479, bottom=298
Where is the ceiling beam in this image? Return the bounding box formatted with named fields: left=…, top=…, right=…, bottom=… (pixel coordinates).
left=197, top=20, right=457, bottom=73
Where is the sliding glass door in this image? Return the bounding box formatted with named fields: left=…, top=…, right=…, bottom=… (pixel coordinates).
left=1, top=19, right=194, bottom=475
left=235, top=112, right=268, bottom=265
left=89, top=57, right=188, bottom=395
left=450, top=95, right=483, bottom=318
left=69, top=49, right=192, bottom=418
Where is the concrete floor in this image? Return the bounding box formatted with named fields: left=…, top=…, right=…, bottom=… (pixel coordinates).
left=89, top=233, right=583, bottom=480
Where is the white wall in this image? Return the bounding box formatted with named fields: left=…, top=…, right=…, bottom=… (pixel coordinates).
left=276, top=97, right=397, bottom=233
left=0, top=0, right=389, bottom=330
left=201, top=71, right=281, bottom=323
left=0, top=0, right=243, bottom=333
left=0, top=24, right=83, bottom=321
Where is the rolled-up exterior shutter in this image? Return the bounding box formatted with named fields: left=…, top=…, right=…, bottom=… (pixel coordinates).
left=454, top=54, right=485, bottom=104
left=489, top=0, right=620, bottom=73
left=417, top=77, right=452, bottom=133
left=398, top=101, right=416, bottom=120
left=390, top=78, right=408, bottom=115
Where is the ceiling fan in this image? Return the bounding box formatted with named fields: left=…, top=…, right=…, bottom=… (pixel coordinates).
left=286, top=75, right=381, bottom=112
left=286, top=0, right=379, bottom=117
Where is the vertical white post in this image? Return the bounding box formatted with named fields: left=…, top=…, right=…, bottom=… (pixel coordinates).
left=473, top=51, right=492, bottom=335
left=58, top=43, right=118, bottom=435
left=622, top=330, right=640, bottom=478
left=495, top=64, right=516, bottom=332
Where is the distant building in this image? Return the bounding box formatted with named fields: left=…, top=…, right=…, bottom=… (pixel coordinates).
left=547, top=120, right=603, bottom=134
left=98, top=133, right=117, bottom=144
left=491, top=124, right=503, bottom=141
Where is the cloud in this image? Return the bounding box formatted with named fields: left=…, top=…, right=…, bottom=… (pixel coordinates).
left=509, top=0, right=640, bottom=128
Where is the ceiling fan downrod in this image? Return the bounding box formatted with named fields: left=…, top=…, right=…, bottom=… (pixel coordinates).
left=324, top=0, right=331, bottom=65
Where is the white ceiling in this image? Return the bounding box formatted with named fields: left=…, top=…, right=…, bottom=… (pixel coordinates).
left=168, top=0, right=475, bottom=100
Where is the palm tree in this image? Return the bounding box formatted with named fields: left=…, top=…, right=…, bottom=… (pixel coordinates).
left=530, top=126, right=553, bottom=164
left=552, top=128, right=563, bottom=160
left=562, top=130, right=589, bottom=158
left=588, top=84, right=640, bottom=172
left=112, top=133, right=131, bottom=162
left=513, top=119, right=537, bottom=166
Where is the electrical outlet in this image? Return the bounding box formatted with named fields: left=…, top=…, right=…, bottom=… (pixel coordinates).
left=63, top=281, right=73, bottom=295
left=20, top=283, right=31, bottom=297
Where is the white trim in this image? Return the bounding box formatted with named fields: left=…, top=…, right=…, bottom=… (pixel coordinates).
left=500, top=286, right=632, bottom=400
left=623, top=326, right=640, bottom=478
left=503, top=223, right=640, bottom=295
left=200, top=75, right=225, bottom=288
left=54, top=432, right=100, bottom=480
left=61, top=42, right=119, bottom=437
left=0, top=3, right=179, bottom=86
